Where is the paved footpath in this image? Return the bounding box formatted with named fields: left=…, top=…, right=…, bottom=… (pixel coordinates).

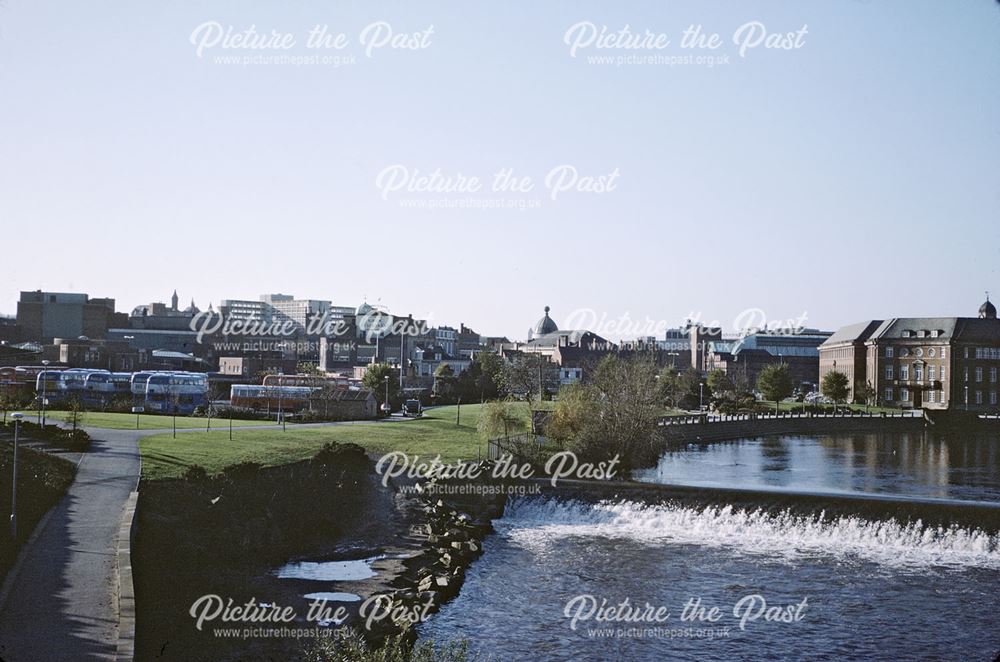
left=0, top=417, right=408, bottom=661
left=0, top=427, right=141, bottom=662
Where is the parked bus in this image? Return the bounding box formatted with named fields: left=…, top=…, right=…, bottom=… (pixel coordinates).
left=230, top=384, right=318, bottom=412
left=144, top=372, right=208, bottom=414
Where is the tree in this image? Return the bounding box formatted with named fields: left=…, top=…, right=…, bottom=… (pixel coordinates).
left=706, top=369, right=733, bottom=397
left=678, top=368, right=709, bottom=410
left=500, top=353, right=558, bottom=401
left=362, top=363, right=399, bottom=415
left=296, top=362, right=323, bottom=375
left=545, top=384, right=598, bottom=444
left=856, top=381, right=877, bottom=411
left=548, top=356, right=661, bottom=471
left=66, top=395, right=86, bottom=432
left=432, top=364, right=456, bottom=402
left=757, top=364, right=793, bottom=414
left=0, top=390, right=13, bottom=425
left=657, top=368, right=682, bottom=409
left=822, top=370, right=851, bottom=409
left=477, top=399, right=526, bottom=440
left=470, top=351, right=503, bottom=402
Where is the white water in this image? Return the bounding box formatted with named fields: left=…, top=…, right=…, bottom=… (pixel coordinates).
left=499, top=498, right=1000, bottom=571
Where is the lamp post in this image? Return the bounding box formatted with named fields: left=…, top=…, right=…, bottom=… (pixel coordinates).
left=699, top=382, right=705, bottom=411
left=277, top=371, right=285, bottom=431
left=10, top=412, right=23, bottom=541
left=39, top=359, right=50, bottom=427
left=383, top=375, right=390, bottom=417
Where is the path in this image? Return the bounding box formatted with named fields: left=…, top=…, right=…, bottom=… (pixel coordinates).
left=0, top=416, right=408, bottom=661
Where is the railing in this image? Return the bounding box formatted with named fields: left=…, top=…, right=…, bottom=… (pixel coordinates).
left=657, top=410, right=923, bottom=426
left=487, top=432, right=547, bottom=464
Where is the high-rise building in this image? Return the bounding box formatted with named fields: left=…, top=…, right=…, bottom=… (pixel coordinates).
left=16, top=291, right=119, bottom=342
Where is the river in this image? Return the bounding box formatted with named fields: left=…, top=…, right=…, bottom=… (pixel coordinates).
left=419, top=431, right=1000, bottom=661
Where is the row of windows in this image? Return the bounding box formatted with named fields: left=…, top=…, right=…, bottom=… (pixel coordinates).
left=885, top=346, right=945, bottom=359
left=885, top=388, right=948, bottom=403
left=972, top=348, right=1000, bottom=360
left=885, top=364, right=946, bottom=381
left=964, top=390, right=1000, bottom=405
left=965, top=367, right=999, bottom=383
left=886, top=388, right=1000, bottom=406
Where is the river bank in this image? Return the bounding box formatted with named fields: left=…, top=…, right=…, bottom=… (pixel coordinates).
left=132, top=443, right=503, bottom=661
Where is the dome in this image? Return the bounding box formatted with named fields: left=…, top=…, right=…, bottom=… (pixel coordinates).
left=532, top=306, right=559, bottom=336
left=980, top=295, right=996, bottom=320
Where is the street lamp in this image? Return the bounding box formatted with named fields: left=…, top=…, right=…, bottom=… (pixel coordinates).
left=699, top=382, right=705, bottom=411
left=382, top=375, right=391, bottom=417
left=39, top=359, right=50, bottom=428
left=9, top=412, right=23, bottom=541
left=277, top=371, right=285, bottom=431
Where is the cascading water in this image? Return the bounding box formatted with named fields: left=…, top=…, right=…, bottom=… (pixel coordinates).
left=499, top=498, right=1000, bottom=571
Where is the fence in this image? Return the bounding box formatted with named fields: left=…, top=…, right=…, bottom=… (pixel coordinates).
left=486, top=432, right=547, bottom=464
left=657, top=410, right=923, bottom=426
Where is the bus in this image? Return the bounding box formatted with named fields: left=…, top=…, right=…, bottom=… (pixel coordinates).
left=230, top=384, right=318, bottom=412
left=144, top=372, right=208, bottom=414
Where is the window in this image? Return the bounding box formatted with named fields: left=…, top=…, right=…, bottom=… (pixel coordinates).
left=927, top=391, right=935, bottom=404
left=992, top=391, right=998, bottom=406
left=901, top=348, right=910, bottom=357
left=915, top=348, right=924, bottom=357
left=941, top=366, right=946, bottom=381
left=885, top=365, right=894, bottom=380
left=928, top=348, right=936, bottom=357
left=976, top=391, right=983, bottom=405
left=940, top=347, right=946, bottom=359
left=885, top=388, right=894, bottom=401
left=976, top=367, right=984, bottom=382
left=900, top=388, right=910, bottom=401
left=992, top=368, right=997, bottom=383
left=928, top=365, right=936, bottom=380
left=915, top=364, right=924, bottom=380
left=885, top=347, right=894, bottom=358
left=900, top=365, right=909, bottom=380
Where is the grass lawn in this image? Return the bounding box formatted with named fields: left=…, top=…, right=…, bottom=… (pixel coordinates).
left=44, top=410, right=274, bottom=430
left=138, top=403, right=525, bottom=480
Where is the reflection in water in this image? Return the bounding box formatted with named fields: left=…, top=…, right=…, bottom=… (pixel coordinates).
left=634, top=430, right=1000, bottom=502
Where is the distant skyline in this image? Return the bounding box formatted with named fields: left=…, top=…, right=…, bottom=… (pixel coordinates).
left=2, top=1, right=998, bottom=341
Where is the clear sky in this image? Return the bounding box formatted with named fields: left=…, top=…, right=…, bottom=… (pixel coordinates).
left=1, top=1, right=998, bottom=341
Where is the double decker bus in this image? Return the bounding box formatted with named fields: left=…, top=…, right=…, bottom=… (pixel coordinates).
left=144, top=372, right=208, bottom=414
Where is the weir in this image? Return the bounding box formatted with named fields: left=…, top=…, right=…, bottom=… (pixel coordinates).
left=528, top=477, right=1000, bottom=533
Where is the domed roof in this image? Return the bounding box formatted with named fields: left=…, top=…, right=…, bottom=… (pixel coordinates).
left=533, top=306, right=559, bottom=336
left=980, top=295, right=996, bottom=319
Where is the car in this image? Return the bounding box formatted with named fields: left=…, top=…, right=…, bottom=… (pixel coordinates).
left=403, top=399, right=423, bottom=417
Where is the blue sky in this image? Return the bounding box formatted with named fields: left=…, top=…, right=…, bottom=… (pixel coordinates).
left=1, top=1, right=998, bottom=340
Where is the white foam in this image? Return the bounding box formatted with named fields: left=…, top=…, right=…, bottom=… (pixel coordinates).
left=498, top=498, right=1000, bottom=570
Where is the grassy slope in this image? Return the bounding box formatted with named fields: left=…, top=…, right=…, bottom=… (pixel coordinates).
left=44, top=411, right=273, bottom=430
left=138, top=403, right=517, bottom=480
